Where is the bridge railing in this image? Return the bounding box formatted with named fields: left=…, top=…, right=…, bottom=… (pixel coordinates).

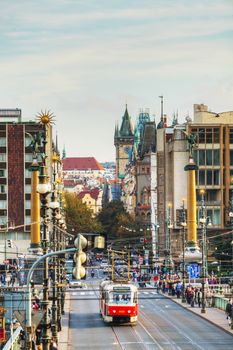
left=2, top=326, right=23, bottom=350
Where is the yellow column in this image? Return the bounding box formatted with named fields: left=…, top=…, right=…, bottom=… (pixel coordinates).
left=31, top=169, right=40, bottom=247
left=187, top=169, right=197, bottom=244
left=184, top=158, right=198, bottom=247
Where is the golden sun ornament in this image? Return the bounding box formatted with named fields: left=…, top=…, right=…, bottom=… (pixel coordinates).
left=36, top=110, right=55, bottom=126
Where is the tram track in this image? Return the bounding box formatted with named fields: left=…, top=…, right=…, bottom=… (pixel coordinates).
left=139, top=298, right=206, bottom=350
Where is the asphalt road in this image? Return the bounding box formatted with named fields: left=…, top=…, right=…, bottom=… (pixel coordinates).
left=67, top=277, right=233, bottom=350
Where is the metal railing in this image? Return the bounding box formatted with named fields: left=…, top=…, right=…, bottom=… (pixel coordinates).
left=3, top=326, right=23, bottom=350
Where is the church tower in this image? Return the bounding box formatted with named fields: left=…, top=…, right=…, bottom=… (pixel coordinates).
left=114, top=105, right=134, bottom=179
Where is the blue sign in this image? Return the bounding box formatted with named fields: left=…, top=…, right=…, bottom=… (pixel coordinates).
left=187, top=263, right=200, bottom=278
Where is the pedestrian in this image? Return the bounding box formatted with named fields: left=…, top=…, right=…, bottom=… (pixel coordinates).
left=225, top=299, right=232, bottom=326
left=197, top=289, right=201, bottom=308
left=34, top=295, right=40, bottom=309
left=50, top=338, right=58, bottom=349
left=32, top=301, right=39, bottom=311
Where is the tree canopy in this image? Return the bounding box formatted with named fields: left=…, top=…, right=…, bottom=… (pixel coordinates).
left=64, top=191, right=102, bottom=235
left=97, top=200, right=134, bottom=240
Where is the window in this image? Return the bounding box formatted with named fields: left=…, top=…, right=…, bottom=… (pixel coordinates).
left=193, top=150, right=198, bottom=164
left=199, top=170, right=205, bottom=185
left=199, top=129, right=205, bottom=143
left=199, top=150, right=205, bottom=166
left=25, top=216, right=31, bottom=225
left=25, top=135, right=32, bottom=147
left=229, top=129, right=233, bottom=143
left=0, top=201, right=7, bottom=209
left=207, top=209, right=213, bottom=223
left=206, top=129, right=212, bottom=143
left=214, top=150, right=220, bottom=165
left=25, top=154, right=33, bottom=162
left=0, top=154, right=6, bottom=162
left=0, top=185, right=6, bottom=193
left=213, top=128, right=220, bottom=143
left=25, top=185, right=31, bottom=193
left=213, top=209, right=221, bottom=225
left=25, top=200, right=31, bottom=210
left=206, top=170, right=212, bottom=185
left=230, top=150, right=233, bottom=166
left=25, top=169, right=32, bottom=178
left=213, top=170, right=220, bottom=185
left=0, top=138, right=6, bottom=147
left=206, top=150, right=212, bottom=166
left=0, top=169, right=6, bottom=177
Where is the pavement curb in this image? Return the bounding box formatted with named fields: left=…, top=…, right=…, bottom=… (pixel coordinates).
left=58, top=292, right=71, bottom=350
left=163, top=293, right=233, bottom=337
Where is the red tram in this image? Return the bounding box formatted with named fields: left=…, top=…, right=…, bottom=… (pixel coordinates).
left=99, top=280, right=138, bottom=324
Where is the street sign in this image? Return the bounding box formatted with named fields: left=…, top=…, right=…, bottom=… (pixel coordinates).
left=14, top=310, right=45, bottom=330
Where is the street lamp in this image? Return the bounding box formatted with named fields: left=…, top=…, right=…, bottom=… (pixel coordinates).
left=229, top=176, right=233, bottom=329
left=181, top=199, right=187, bottom=303
left=49, top=195, right=59, bottom=344
left=37, top=164, right=51, bottom=350
left=199, top=189, right=207, bottom=314
left=165, top=203, right=173, bottom=274
left=151, top=223, right=160, bottom=274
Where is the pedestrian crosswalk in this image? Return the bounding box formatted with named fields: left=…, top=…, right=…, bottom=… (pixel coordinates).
left=70, top=290, right=158, bottom=297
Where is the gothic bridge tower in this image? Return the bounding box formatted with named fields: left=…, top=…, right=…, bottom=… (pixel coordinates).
left=114, top=105, right=134, bottom=180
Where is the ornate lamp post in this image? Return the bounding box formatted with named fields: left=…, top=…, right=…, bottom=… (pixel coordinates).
left=49, top=198, right=59, bottom=342
left=165, top=203, right=173, bottom=274
left=37, top=165, right=51, bottom=349
left=181, top=199, right=187, bottom=303
left=199, top=189, right=207, bottom=314
left=151, top=223, right=160, bottom=274
left=36, top=110, right=55, bottom=350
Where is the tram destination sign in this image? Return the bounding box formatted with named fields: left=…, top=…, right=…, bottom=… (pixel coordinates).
left=113, top=287, right=130, bottom=292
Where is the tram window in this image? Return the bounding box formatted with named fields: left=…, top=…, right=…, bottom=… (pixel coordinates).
left=133, top=292, right=138, bottom=303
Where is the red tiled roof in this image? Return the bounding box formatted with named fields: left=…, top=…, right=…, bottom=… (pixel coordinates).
left=63, top=179, right=82, bottom=187
left=78, top=187, right=100, bottom=201
left=62, top=157, right=104, bottom=171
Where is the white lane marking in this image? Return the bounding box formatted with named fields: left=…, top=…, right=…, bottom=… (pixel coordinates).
left=137, top=319, right=164, bottom=350
left=80, top=292, right=85, bottom=295
left=144, top=299, right=206, bottom=350
left=71, top=292, right=77, bottom=296
left=140, top=305, right=144, bottom=308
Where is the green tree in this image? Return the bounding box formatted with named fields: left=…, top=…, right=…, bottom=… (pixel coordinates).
left=97, top=200, right=134, bottom=240
left=64, top=192, right=102, bottom=234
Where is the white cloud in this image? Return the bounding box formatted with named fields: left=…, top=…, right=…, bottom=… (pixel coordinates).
left=0, top=0, right=232, bottom=161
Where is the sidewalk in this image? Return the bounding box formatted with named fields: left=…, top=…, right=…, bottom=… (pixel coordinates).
left=164, top=293, right=233, bottom=336
left=58, top=292, right=71, bottom=350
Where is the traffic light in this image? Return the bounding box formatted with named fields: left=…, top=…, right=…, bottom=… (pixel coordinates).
left=73, top=234, right=87, bottom=280
left=7, top=239, right=13, bottom=248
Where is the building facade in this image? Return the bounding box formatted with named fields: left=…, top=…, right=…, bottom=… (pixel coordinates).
left=0, top=109, right=54, bottom=261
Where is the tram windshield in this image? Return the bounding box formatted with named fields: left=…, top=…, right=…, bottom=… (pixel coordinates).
left=109, top=291, right=131, bottom=304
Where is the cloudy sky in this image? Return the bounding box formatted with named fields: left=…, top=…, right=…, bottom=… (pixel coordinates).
left=1, top=0, right=233, bottom=162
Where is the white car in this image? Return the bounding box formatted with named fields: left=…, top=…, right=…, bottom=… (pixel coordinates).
left=69, top=280, right=86, bottom=288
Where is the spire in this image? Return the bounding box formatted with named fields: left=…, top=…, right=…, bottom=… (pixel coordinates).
left=119, top=105, right=134, bottom=137
left=62, top=145, right=66, bottom=159
left=114, top=122, right=120, bottom=139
